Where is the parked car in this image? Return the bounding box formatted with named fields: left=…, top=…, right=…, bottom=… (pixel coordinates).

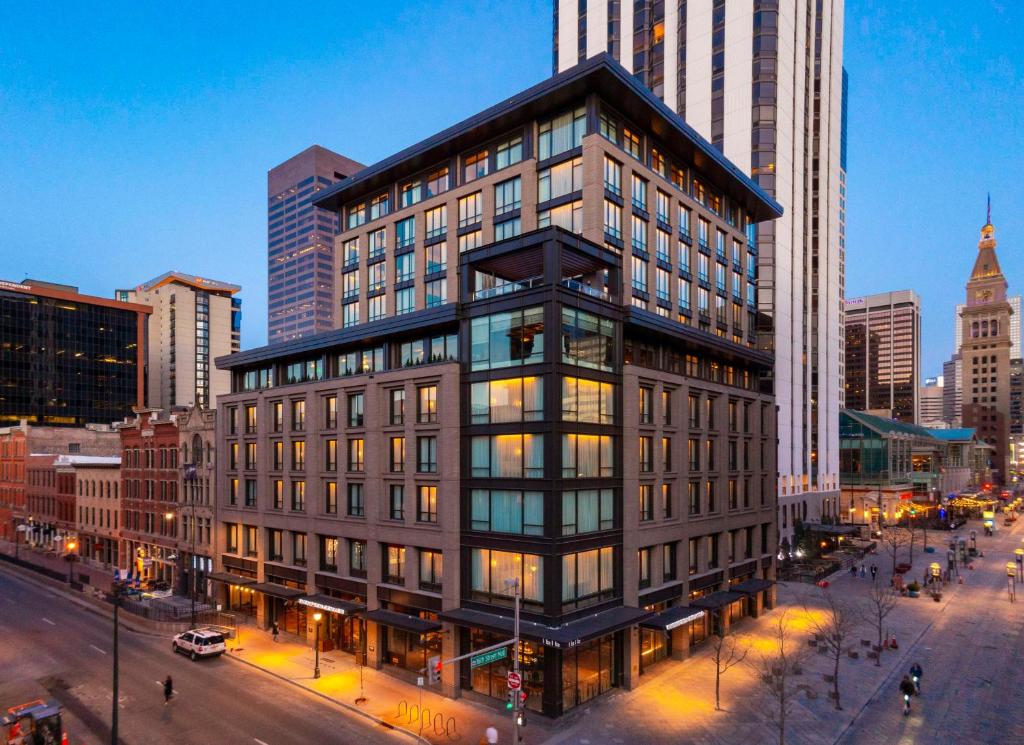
left=172, top=629, right=226, bottom=660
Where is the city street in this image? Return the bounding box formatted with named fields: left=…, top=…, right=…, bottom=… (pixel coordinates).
left=0, top=566, right=410, bottom=745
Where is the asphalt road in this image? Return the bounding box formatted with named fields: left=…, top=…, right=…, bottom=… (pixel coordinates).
left=0, top=567, right=408, bottom=745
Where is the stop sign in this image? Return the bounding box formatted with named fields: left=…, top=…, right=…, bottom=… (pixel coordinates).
left=507, top=671, right=522, bottom=690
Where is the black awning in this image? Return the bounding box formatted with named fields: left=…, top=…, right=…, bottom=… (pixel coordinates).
left=690, top=591, right=746, bottom=610
left=441, top=605, right=652, bottom=648
left=804, top=522, right=859, bottom=536
left=365, top=609, right=441, bottom=635
left=732, top=578, right=773, bottom=596
left=639, top=606, right=706, bottom=631
left=249, top=582, right=305, bottom=600
left=207, top=572, right=256, bottom=586
left=299, top=594, right=364, bottom=615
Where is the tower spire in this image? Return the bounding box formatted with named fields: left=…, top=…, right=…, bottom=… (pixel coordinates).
left=987, top=192, right=992, bottom=226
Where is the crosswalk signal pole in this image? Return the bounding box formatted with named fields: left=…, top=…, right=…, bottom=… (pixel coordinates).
left=504, top=577, right=521, bottom=744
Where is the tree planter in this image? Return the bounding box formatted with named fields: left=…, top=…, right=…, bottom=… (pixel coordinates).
left=907, top=590, right=919, bottom=598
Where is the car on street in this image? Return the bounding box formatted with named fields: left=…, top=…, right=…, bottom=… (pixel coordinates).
left=172, top=628, right=226, bottom=660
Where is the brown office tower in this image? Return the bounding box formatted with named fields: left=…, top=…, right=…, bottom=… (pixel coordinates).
left=961, top=217, right=1013, bottom=483
left=843, top=291, right=921, bottom=423
left=268, top=146, right=364, bottom=345
left=216, top=57, right=780, bottom=717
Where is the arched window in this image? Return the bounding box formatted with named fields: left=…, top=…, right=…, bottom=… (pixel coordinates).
left=192, top=434, right=203, bottom=466
left=991, top=320, right=999, bottom=336
left=972, top=321, right=979, bottom=338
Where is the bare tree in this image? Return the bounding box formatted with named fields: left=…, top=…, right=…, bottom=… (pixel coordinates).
left=879, top=525, right=912, bottom=578
left=710, top=614, right=749, bottom=711
left=862, top=582, right=899, bottom=667
left=806, top=590, right=857, bottom=710
left=751, top=610, right=809, bottom=745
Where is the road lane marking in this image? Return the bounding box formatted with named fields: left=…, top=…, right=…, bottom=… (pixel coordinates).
left=41, top=617, right=55, bottom=625
left=89, top=644, right=107, bottom=655
left=254, top=740, right=270, bottom=745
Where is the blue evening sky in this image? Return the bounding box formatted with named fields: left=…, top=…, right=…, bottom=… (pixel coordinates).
left=1, top=1, right=1021, bottom=380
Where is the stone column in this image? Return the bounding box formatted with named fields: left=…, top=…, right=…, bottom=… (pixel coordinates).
left=622, top=627, right=641, bottom=691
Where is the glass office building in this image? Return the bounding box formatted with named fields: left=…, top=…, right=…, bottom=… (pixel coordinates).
left=0, top=279, right=149, bottom=426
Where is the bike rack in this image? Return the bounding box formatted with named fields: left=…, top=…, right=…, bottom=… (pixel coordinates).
left=396, top=699, right=408, bottom=720
left=408, top=704, right=419, bottom=725
left=445, top=715, right=458, bottom=739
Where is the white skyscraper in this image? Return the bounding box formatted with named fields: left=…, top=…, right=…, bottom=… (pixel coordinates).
left=554, top=1, right=845, bottom=545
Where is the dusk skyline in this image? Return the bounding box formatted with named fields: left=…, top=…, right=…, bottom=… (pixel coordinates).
left=1, top=0, right=1021, bottom=379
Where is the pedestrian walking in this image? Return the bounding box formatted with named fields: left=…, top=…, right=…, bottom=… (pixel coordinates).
left=910, top=662, right=923, bottom=694
left=870, top=564, right=878, bottom=581
left=163, top=675, right=174, bottom=705
left=850, top=564, right=857, bottom=577
left=859, top=564, right=866, bottom=578
left=272, top=621, right=279, bottom=643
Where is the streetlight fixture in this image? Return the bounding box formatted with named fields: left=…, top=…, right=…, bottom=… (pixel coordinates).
left=313, top=612, right=322, bottom=679
left=1015, top=548, right=1023, bottom=581
left=65, top=539, right=78, bottom=584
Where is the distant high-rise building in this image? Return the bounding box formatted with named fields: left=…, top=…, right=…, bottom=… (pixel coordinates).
left=117, top=272, right=241, bottom=410
left=1010, top=358, right=1023, bottom=436
left=0, top=278, right=149, bottom=427
left=843, top=291, right=921, bottom=423
left=956, top=295, right=1021, bottom=358
left=920, top=377, right=945, bottom=426
left=960, top=217, right=1012, bottom=482
left=267, top=146, right=364, bottom=345
left=554, top=0, right=847, bottom=537
left=943, top=354, right=963, bottom=426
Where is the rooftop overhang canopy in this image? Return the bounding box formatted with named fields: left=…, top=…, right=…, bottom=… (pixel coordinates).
left=312, top=55, right=781, bottom=222
left=441, top=605, right=652, bottom=648
left=639, top=606, right=706, bottom=631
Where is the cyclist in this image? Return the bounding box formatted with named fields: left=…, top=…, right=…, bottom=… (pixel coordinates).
left=899, top=675, right=916, bottom=716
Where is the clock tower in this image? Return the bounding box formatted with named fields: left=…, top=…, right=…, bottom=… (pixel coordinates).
left=960, top=214, right=1013, bottom=483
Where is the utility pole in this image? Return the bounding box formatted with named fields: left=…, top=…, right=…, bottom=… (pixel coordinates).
left=504, top=577, right=522, bottom=744
left=111, top=583, right=120, bottom=745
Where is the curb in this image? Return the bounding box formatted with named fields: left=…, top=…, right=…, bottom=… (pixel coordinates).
left=222, top=651, right=431, bottom=745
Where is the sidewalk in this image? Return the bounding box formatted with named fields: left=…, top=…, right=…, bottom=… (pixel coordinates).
left=541, top=522, right=990, bottom=745
left=224, top=627, right=556, bottom=745
left=0, top=538, right=116, bottom=589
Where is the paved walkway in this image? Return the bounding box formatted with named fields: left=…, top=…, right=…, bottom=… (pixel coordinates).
left=224, top=627, right=557, bottom=745
left=839, top=519, right=1024, bottom=745
left=541, top=523, right=1000, bottom=745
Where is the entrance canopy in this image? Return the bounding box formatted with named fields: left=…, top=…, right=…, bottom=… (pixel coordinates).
left=731, top=578, right=773, bottom=596
left=208, top=572, right=256, bottom=586
left=365, top=608, right=441, bottom=635
left=689, top=591, right=746, bottom=611
left=639, top=606, right=705, bottom=632
left=441, top=605, right=652, bottom=649
left=249, top=582, right=305, bottom=600
left=299, top=594, right=364, bottom=616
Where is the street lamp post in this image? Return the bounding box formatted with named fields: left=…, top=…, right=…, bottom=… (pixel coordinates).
left=1015, top=548, right=1023, bottom=581
left=182, top=463, right=199, bottom=629
left=66, top=539, right=77, bottom=584
left=1007, top=562, right=1017, bottom=603
left=503, top=577, right=522, bottom=744
left=313, top=612, right=322, bottom=679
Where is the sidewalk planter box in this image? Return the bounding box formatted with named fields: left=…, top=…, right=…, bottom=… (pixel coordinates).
left=907, top=590, right=920, bottom=598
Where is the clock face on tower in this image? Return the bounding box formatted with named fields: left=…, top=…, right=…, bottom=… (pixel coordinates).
left=977, top=288, right=993, bottom=303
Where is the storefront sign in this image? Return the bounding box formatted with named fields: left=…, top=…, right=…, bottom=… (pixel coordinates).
left=542, top=637, right=581, bottom=649
left=665, top=611, right=705, bottom=631
left=298, top=597, right=348, bottom=615
left=471, top=647, right=507, bottom=668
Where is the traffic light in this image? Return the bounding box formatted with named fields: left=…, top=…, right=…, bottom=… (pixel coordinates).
left=506, top=690, right=516, bottom=710
left=516, top=710, right=526, bottom=728
left=427, top=656, right=442, bottom=685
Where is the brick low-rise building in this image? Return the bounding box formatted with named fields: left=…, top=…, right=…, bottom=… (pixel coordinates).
left=69, top=456, right=123, bottom=568
left=215, top=57, right=780, bottom=717
left=118, top=410, right=181, bottom=586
